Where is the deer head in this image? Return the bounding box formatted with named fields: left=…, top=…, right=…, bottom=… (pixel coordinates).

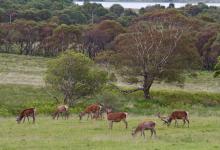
left=131, top=128, right=136, bottom=137
left=106, top=108, right=112, bottom=114
left=16, top=116, right=21, bottom=124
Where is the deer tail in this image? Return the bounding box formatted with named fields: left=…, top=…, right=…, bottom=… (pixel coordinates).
left=34, top=108, right=37, bottom=114
left=124, top=112, right=128, bottom=118
left=186, top=111, right=189, bottom=119
left=64, top=105, right=69, bottom=111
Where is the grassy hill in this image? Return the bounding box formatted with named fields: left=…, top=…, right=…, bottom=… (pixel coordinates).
left=0, top=53, right=220, bottom=116
left=0, top=53, right=49, bottom=86
left=0, top=53, right=220, bottom=92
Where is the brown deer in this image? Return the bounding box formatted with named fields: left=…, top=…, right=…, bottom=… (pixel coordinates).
left=167, top=110, right=189, bottom=127
left=156, top=113, right=169, bottom=125
left=79, top=104, right=102, bottom=120
left=52, top=105, right=69, bottom=120
left=132, top=121, right=156, bottom=139
left=106, top=108, right=128, bottom=129
left=16, top=108, right=36, bottom=124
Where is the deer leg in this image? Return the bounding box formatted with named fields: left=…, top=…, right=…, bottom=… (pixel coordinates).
left=61, top=112, right=63, bottom=119
left=186, top=118, right=189, bottom=128
left=87, top=113, right=89, bottom=120
left=150, top=129, right=153, bottom=137
left=175, top=119, right=178, bottom=127
left=90, top=113, right=93, bottom=120
left=122, top=119, right=128, bottom=129
left=183, top=119, right=186, bottom=127
left=142, top=130, right=145, bottom=139
left=23, top=116, right=26, bottom=123
left=111, top=121, right=113, bottom=129
left=109, top=121, right=113, bottom=129
left=57, top=113, right=59, bottom=120
left=33, top=114, right=35, bottom=123
left=27, top=116, right=30, bottom=122
left=153, top=128, right=156, bottom=137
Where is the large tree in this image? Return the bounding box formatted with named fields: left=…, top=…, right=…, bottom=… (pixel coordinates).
left=45, top=51, right=108, bottom=105
left=107, top=19, right=200, bottom=99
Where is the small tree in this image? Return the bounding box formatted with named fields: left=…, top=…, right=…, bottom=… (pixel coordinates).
left=45, top=51, right=108, bottom=105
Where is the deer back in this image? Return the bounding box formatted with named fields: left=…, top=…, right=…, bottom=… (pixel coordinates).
left=171, top=111, right=188, bottom=119
left=107, top=112, right=127, bottom=122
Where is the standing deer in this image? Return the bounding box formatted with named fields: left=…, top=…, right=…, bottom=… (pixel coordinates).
left=167, top=110, right=189, bottom=127
left=132, top=121, right=156, bottom=139
left=16, top=108, right=36, bottom=124
left=52, top=105, right=69, bottom=120
left=79, top=103, right=102, bottom=120
left=106, top=108, right=128, bottom=129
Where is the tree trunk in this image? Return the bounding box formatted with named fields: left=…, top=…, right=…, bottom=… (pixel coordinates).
left=143, top=74, right=154, bottom=100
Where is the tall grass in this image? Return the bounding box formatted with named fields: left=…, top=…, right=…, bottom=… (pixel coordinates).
left=1, top=84, right=219, bottom=116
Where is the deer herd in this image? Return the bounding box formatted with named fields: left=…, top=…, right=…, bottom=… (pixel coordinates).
left=16, top=103, right=190, bottom=140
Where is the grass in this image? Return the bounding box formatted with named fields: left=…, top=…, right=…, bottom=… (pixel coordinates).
left=0, top=53, right=219, bottom=149
left=0, top=53, right=49, bottom=86
left=0, top=116, right=219, bottom=150
left=1, top=83, right=220, bottom=116
left=0, top=84, right=60, bottom=116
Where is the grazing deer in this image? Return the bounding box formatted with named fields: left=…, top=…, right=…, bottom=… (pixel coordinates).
left=167, top=110, right=189, bottom=127
left=132, top=121, right=156, bottom=139
left=92, top=104, right=105, bottom=120
left=52, top=105, right=69, bottom=120
left=16, top=108, right=36, bottom=124
left=79, top=103, right=102, bottom=120
left=157, top=113, right=169, bottom=125
left=106, top=108, right=128, bottom=129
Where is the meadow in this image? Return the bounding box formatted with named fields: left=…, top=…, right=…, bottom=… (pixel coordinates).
left=0, top=53, right=220, bottom=117
left=0, top=116, right=220, bottom=150
left=0, top=53, right=220, bottom=150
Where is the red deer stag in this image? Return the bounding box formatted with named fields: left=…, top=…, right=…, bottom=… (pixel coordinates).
left=52, top=105, right=69, bottom=120
left=79, top=104, right=102, bottom=120
left=106, top=108, right=128, bottom=129
left=167, top=110, right=189, bottom=127
left=156, top=113, right=169, bottom=125
left=132, top=121, right=156, bottom=139
left=16, top=108, right=36, bottom=124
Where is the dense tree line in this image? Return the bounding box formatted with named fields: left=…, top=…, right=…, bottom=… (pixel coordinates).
left=0, top=0, right=220, bottom=71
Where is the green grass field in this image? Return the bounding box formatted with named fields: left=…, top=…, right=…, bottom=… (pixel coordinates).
left=0, top=53, right=220, bottom=149
left=0, top=116, right=219, bottom=150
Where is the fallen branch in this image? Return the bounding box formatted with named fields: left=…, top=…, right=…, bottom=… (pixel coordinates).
left=108, top=83, right=143, bottom=94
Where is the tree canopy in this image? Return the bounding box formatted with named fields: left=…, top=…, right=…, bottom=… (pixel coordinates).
left=45, top=51, right=108, bottom=105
